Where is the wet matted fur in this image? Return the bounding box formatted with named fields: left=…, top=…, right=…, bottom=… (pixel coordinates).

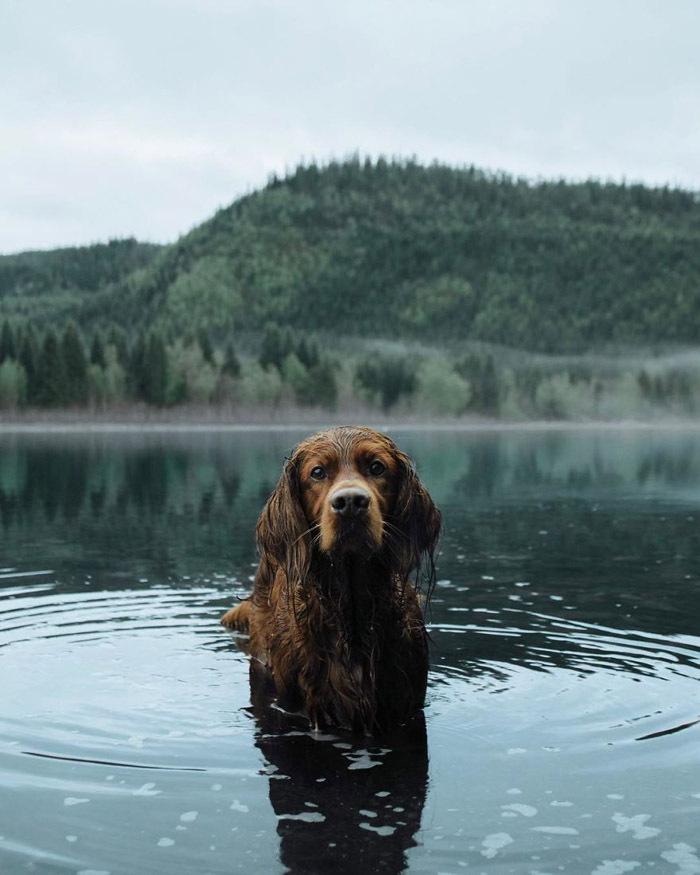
left=221, top=426, right=441, bottom=733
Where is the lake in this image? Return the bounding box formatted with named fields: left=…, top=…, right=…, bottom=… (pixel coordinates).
left=1, top=426, right=700, bottom=874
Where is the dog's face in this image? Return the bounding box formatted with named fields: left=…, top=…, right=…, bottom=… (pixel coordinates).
left=257, top=427, right=441, bottom=583
left=296, top=428, right=401, bottom=554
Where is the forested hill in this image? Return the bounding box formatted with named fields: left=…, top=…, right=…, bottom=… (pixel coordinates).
left=3, top=159, right=700, bottom=353
left=0, top=238, right=162, bottom=325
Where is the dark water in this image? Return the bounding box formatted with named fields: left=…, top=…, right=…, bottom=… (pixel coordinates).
left=1, top=427, right=700, bottom=874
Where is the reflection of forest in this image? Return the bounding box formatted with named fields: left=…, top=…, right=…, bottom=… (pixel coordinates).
left=2, top=429, right=700, bottom=643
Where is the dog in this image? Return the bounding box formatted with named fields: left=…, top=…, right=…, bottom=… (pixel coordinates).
left=221, top=426, right=441, bottom=734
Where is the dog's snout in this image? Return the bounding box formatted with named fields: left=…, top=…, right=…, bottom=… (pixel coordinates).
left=330, top=487, right=370, bottom=518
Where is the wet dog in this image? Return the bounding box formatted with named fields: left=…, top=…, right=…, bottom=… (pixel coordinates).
left=221, top=426, right=440, bottom=733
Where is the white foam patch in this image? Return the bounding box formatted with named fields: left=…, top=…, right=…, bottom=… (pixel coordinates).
left=180, top=811, right=198, bottom=823
left=347, top=755, right=381, bottom=770
left=230, top=800, right=249, bottom=813
left=157, top=838, right=175, bottom=847
left=481, top=833, right=513, bottom=859
left=132, top=783, right=160, bottom=797
left=64, top=797, right=89, bottom=806
left=502, top=804, right=537, bottom=817
left=279, top=812, right=326, bottom=823
left=660, top=843, right=700, bottom=873
left=531, top=826, right=579, bottom=836
left=591, top=862, right=641, bottom=875
left=359, top=823, right=396, bottom=836
left=612, top=813, right=661, bottom=840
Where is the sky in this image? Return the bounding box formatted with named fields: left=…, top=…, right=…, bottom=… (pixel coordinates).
left=2, top=0, right=699, bottom=254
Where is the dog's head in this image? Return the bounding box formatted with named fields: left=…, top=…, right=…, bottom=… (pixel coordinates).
left=256, top=426, right=441, bottom=588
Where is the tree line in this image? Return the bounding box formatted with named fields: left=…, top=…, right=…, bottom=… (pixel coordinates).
left=3, top=316, right=700, bottom=419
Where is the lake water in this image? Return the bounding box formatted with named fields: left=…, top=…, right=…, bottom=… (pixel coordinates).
left=1, top=426, right=700, bottom=874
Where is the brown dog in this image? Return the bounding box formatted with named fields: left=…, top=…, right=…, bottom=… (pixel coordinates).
left=221, top=426, right=441, bottom=733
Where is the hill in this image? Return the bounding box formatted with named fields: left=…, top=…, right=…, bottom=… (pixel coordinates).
left=2, top=159, right=700, bottom=354
left=0, top=238, right=163, bottom=327
left=102, top=159, right=700, bottom=353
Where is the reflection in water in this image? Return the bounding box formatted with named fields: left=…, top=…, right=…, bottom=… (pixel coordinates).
left=247, top=662, right=428, bottom=875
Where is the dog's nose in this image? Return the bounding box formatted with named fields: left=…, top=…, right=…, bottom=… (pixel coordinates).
left=330, top=487, right=370, bottom=518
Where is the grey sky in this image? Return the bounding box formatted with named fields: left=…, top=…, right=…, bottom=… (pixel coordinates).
left=2, top=0, right=699, bottom=253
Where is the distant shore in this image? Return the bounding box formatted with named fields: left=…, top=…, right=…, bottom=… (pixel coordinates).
left=2, top=405, right=700, bottom=432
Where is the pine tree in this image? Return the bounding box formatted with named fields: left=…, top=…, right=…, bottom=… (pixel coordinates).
left=222, top=340, right=241, bottom=377
left=0, top=320, right=16, bottom=364
left=308, top=358, right=338, bottom=409
left=90, top=331, right=106, bottom=367
left=107, top=325, right=129, bottom=367
left=62, top=322, right=89, bottom=405
left=129, top=331, right=147, bottom=400
left=144, top=330, right=168, bottom=405
left=36, top=329, right=66, bottom=406
left=297, top=335, right=320, bottom=370
left=198, top=329, right=214, bottom=364
left=259, top=323, right=283, bottom=370
left=18, top=326, right=39, bottom=405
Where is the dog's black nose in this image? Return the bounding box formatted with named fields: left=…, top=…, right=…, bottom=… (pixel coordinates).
left=330, top=487, right=370, bottom=517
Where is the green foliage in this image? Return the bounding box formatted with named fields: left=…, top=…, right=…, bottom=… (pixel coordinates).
left=0, top=238, right=162, bottom=328
left=457, top=353, right=499, bottom=413
left=221, top=340, right=240, bottom=377
left=3, top=161, right=700, bottom=354
left=355, top=355, right=417, bottom=411
left=307, top=358, right=338, bottom=409
left=416, top=356, right=471, bottom=415
left=61, top=322, right=89, bottom=405
left=281, top=352, right=310, bottom=404
left=90, top=332, right=106, bottom=367
left=167, top=339, right=216, bottom=404
left=238, top=362, right=283, bottom=406
left=0, top=320, right=17, bottom=363
left=144, top=331, right=168, bottom=406
left=0, top=360, right=26, bottom=409
left=18, top=326, right=39, bottom=404
left=400, top=276, right=477, bottom=336
left=36, top=329, right=65, bottom=406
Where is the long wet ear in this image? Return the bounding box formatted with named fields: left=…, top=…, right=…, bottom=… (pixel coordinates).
left=390, top=450, right=442, bottom=593
left=256, top=457, right=311, bottom=587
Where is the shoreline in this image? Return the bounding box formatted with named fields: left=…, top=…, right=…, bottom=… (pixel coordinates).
left=3, top=410, right=700, bottom=433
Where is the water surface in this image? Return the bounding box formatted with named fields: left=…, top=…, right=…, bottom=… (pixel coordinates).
left=1, top=427, right=700, bottom=873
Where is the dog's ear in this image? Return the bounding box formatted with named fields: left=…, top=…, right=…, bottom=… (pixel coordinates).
left=390, top=451, right=441, bottom=589
left=256, top=457, right=311, bottom=586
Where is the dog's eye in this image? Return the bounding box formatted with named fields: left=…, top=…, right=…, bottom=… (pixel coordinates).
left=368, top=460, right=386, bottom=476
left=309, top=466, right=326, bottom=481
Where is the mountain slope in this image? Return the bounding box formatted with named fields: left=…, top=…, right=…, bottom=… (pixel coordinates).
left=0, top=238, right=163, bottom=327
left=3, top=160, right=700, bottom=354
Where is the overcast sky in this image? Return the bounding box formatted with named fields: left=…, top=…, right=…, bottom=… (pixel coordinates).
left=2, top=0, right=699, bottom=253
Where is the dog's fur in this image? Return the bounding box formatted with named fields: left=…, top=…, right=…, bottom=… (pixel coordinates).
left=221, top=426, right=441, bottom=733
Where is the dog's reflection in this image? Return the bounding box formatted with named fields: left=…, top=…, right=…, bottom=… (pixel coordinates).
left=247, top=660, right=429, bottom=874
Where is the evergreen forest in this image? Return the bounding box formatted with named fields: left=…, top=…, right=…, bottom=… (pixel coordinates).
left=1, top=157, right=700, bottom=419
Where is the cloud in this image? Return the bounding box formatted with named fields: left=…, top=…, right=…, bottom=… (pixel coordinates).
left=1, top=0, right=699, bottom=252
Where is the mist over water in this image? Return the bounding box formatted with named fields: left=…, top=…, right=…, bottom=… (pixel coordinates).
left=1, top=427, right=700, bottom=873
